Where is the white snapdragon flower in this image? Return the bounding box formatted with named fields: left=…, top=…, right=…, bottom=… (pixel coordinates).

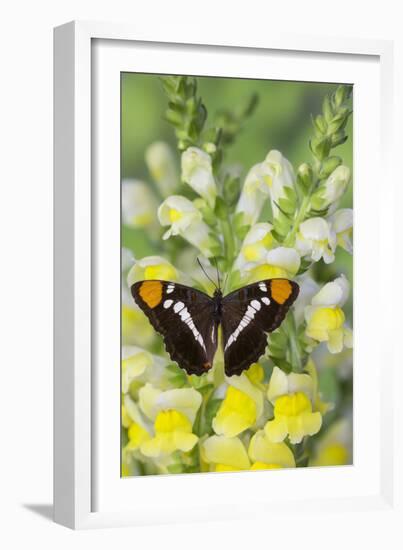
left=158, top=195, right=216, bottom=257
left=265, top=366, right=322, bottom=444
left=235, top=163, right=267, bottom=226
left=322, top=165, right=350, bottom=206
left=121, top=179, right=159, bottom=229
left=145, top=141, right=179, bottom=197
left=234, top=223, right=274, bottom=270
left=181, top=147, right=217, bottom=207
left=245, top=246, right=300, bottom=283
left=304, top=275, right=353, bottom=354
left=296, top=217, right=336, bottom=264
left=235, top=150, right=295, bottom=227
left=127, top=255, right=181, bottom=287
left=137, top=384, right=202, bottom=458
left=260, top=150, right=295, bottom=218
left=329, top=208, right=353, bottom=254
left=121, top=346, right=173, bottom=392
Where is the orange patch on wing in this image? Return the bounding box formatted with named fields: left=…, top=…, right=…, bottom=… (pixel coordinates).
left=139, top=281, right=163, bottom=308
left=203, top=362, right=211, bottom=370
left=271, top=279, right=292, bottom=304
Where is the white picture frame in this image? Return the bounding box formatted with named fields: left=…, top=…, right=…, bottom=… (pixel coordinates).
left=54, top=20, right=396, bottom=529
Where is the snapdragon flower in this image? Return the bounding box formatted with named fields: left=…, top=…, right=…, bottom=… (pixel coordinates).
left=312, top=165, right=351, bottom=209
left=329, top=208, right=353, bottom=254
left=202, top=435, right=251, bottom=472
left=234, top=223, right=274, bottom=270
left=212, top=368, right=264, bottom=437
left=138, top=384, right=202, bottom=457
left=121, top=179, right=159, bottom=229
left=305, top=275, right=353, bottom=353
left=158, top=195, right=217, bottom=257
left=248, top=430, right=296, bottom=469
left=235, top=163, right=267, bottom=226
left=265, top=366, right=322, bottom=444
left=296, top=217, right=336, bottom=264
left=127, top=255, right=180, bottom=286
left=145, top=141, right=179, bottom=197
left=202, top=431, right=295, bottom=472
left=260, top=150, right=295, bottom=219
left=235, top=150, right=295, bottom=227
left=122, top=346, right=173, bottom=392
left=246, top=246, right=300, bottom=283
left=181, top=147, right=217, bottom=207
left=309, top=417, right=352, bottom=466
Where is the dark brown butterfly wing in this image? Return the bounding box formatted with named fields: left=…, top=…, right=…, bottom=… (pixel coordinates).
left=131, top=280, right=218, bottom=376
left=221, top=279, right=299, bottom=376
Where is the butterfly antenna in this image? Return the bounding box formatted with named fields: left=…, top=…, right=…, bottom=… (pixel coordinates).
left=197, top=257, right=218, bottom=289
left=213, top=257, right=221, bottom=290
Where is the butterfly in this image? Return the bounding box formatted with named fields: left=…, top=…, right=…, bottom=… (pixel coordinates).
left=131, top=272, right=299, bottom=377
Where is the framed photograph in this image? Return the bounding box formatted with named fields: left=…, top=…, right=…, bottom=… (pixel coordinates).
left=54, top=21, right=395, bottom=529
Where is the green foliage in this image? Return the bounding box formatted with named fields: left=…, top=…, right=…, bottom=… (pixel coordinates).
left=160, top=76, right=207, bottom=151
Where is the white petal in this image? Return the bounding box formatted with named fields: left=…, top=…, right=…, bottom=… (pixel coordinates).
left=266, top=247, right=300, bottom=275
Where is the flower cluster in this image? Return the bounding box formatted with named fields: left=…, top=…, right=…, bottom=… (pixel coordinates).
left=121, top=78, right=353, bottom=475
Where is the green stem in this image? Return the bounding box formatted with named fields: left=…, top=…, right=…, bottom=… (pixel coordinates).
left=284, top=314, right=303, bottom=373
left=283, top=194, right=310, bottom=247
left=220, top=218, right=236, bottom=269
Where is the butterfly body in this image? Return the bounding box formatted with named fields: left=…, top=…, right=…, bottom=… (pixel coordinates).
left=131, top=278, right=299, bottom=377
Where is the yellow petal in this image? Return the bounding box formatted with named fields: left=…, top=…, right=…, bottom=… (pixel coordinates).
left=301, top=411, right=322, bottom=437
left=311, top=443, right=349, bottom=467
left=250, top=462, right=282, bottom=470
left=144, top=263, right=177, bottom=280
left=154, top=410, right=192, bottom=434
left=264, top=417, right=288, bottom=443
left=327, top=329, right=344, bottom=353
left=202, top=435, right=250, bottom=470
left=249, top=430, right=296, bottom=468
left=126, top=422, right=151, bottom=450
left=246, top=363, right=264, bottom=385
left=267, top=366, right=289, bottom=403
left=213, top=387, right=257, bottom=437
left=274, top=392, right=312, bottom=416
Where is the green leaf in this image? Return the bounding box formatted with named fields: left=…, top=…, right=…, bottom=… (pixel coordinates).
left=322, top=94, right=334, bottom=123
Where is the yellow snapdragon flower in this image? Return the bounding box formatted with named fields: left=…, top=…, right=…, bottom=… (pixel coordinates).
left=309, top=418, right=352, bottom=467
left=248, top=430, right=296, bottom=469
left=127, top=255, right=179, bottom=287
left=246, top=246, right=300, bottom=283
left=202, top=435, right=251, bottom=471
left=141, top=409, right=198, bottom=457
left=234, top=223, right=274, bottom=270
left=305, top=275, right=353, bottom=353
left=137, top=384, right=202, bottom=457
left=212, top=369, right=264, bottom=437
left=202, top=432, right=296, bottom=472
left=265, top=367, right=322, bottom=444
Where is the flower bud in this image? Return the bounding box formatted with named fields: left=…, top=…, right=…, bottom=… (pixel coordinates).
left=145, top=142, right=179, bottom=197
left=181, top=147, right=217, bottom=207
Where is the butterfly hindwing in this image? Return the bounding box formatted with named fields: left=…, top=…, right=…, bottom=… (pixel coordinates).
left=131, top=280, right=218, bottom=376
left=221, top=279, right=299, bottom=376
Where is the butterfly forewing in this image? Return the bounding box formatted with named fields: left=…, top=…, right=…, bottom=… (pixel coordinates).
left=131, top=280, right=218, bottom=376
left=221, top=279, right=299, bottom=376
